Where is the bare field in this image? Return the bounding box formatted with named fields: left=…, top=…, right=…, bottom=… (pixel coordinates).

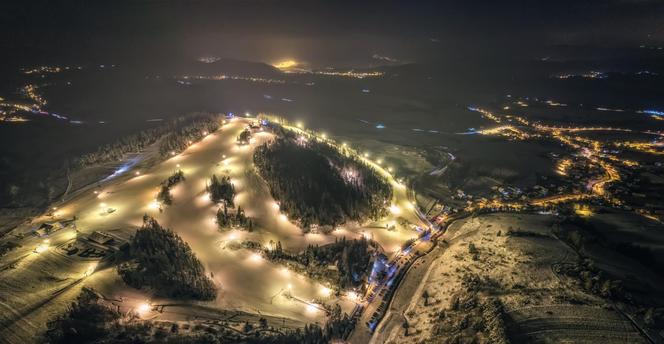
left=381, top=213, right=646, bottom=344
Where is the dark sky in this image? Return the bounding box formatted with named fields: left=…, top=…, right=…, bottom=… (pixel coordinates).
left=1, top=0, right=663, bottom=71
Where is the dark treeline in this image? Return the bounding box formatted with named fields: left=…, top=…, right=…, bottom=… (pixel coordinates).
left=118, top=216, right=216, bottom=300
left=266, top=236, right=372, bottom=288
left=157, top=169, right=185, bottom=206
left=254, top=130, right=391, bottom=228
left=45, top=287, right=355, bottom=344
left=76, top=113, right=221, bottom=167
left=207, top=174, right=235, bottom=206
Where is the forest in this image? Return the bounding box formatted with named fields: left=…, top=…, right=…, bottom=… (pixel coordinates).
left=253, top=130, right=391, bottom=228
left=265, top=236, right=373, bottom=289
left=76, top=113, right=221, bottom=167
left=45, top=287, right=356, bottom=344
left=117, top=216, right=216, bottom=300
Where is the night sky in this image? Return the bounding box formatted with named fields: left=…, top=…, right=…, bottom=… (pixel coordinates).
left=2, top=0, right=663, bottom=71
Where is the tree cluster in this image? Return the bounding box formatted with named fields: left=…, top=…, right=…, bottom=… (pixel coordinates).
left=237, top=128, right=252, bottom=144
left=253, top=131, right=391, bottom=228
left=207, top=174, right=235, bottom=206
left=76, top=113, right=221, bottom=167
left=118, top=216, right=216, bottom=300
left=216, top=203, right=252, bottom=230
left=157, top=185, right=173, bottom=205
left=44, top=288, right=122, bottom=344
left=157, top=170, right=185, bottom=206
left=265, top=236, right=372, bottom=288
left=45, top=287, right=356, bottom=344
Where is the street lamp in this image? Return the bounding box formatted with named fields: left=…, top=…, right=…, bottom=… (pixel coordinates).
left=136, top=302, right=151, bottom=317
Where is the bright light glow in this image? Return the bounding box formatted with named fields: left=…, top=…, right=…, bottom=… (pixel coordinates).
left=201, top=193, right=211, bottom=202
left=296, top=122, right=303, bottom=129
left=280, top=267, right=290, bottom=276
left=148, top=200, right=161, bottom=210
left=136, top=302, right=151, bottom=316
left=249, top=252, right=263, bottom=262
left=388, top=167, right=394, bottom=173
left=85, top=262, right=98, bottom=277
left=390, top=204, right=402, bottom=215
left=406, top=202, right=416, bottom=210
left=279, top=214, right=288, bottom=221
left=376, top=159, right=382, bottom=164
left=287, top=283, right=293, bottom=290
left=176, top=164, right=181, bottom=168
left=271, top=202, right=280, bottom=210
left=347, top=291, right=359, bottom=302
left=364, top=152, right=370, bottom=158
left=306, top=303, right=318, bottom=314
left=321, top=133, right=327, bottom=139
left=99, top=202, right=107, bottom=208
left=34, top=243, right=49, bottom=253
left=273, top=60, right=298, bottom=70
left=320, top=286, right=331, bottom=297
left=135, top=171, right=141, bottom=176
